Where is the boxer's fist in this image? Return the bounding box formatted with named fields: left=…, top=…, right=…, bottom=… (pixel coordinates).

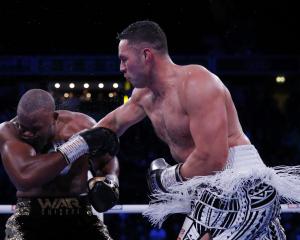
left=88, top=174, right=119, bottom=212
left=79, top=127, right=119, bottom=156
left=57, top=127, right=119, bottom=165
left=147, top=158, right=183, bottom=193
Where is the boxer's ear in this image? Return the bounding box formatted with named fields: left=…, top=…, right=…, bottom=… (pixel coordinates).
left=143, top=48, right=152, bottom=61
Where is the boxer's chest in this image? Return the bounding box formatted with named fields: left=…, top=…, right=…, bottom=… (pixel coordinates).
left=144, top=94, right=192, bottom=146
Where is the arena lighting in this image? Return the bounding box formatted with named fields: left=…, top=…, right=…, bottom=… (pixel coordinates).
left=98, top=83, right=104, bottom=88
left=123, top=95, right=129, bottom=104
left=54, top=83, right=60, bottom=89
left=113, top=83, right=119, bottom=89
left=124, top=81, right=131, bottom=91
left=108, top=92, right=114, bottom=98
left=69, top=83, right=75, bottom=89
left=83, top=83, right=89, bottom=88
left=86, top=92, right=92, bottom=99
left=64, top=93, right=69, bottom=98
left=276, top=75, right=286, bottom=84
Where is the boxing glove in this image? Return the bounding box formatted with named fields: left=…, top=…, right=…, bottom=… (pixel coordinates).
left=88, top=174, right=119, bottom=212
left=147, top=158, right=184, bottom=193
left=80, top=127, right=119, bottom=156
left=57, top=127, right=119, bottom=165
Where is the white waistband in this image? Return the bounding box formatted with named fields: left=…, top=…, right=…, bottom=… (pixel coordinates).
left=225, top=145, right=266, bottom=171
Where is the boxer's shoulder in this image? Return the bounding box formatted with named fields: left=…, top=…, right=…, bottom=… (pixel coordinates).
left=131, top=88, right=150, bottom=99
left=0, top=121, right=19, bottom=141
left=0, top=121, right=22, bottom=152
left=131, top=88, right=154, bottom=106
left=55, top=110, right=96, bottom=140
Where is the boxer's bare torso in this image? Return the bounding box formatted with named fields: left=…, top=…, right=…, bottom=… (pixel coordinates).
left=99, top=64, right=250, bottom=177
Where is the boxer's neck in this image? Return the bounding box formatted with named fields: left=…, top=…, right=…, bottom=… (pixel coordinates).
left=148, top=59, right=177, bottom=97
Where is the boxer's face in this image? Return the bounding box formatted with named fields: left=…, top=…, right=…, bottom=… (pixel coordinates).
left=17, top=109, right=56, bottom=151
left=118, top=40, right=149, bottom=88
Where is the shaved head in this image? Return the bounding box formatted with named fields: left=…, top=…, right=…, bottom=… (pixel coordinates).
left=17, top=89, right=55, bottom=117
left=16, top=89, right=57, bottom=150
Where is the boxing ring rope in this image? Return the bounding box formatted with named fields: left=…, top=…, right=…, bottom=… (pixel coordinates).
left=0, top=204, right=300, bottom=215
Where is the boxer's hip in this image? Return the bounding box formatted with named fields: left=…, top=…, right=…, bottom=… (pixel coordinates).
left=5, top=196, right=113, bottom=240
left=14, top=196, right=93, bottom=216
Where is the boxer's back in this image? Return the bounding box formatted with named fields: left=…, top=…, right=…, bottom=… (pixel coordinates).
left=224, top=86, right=251, bottom=147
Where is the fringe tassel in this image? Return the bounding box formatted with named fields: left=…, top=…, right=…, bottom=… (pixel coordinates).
left=143, top=190, right=191, bottom=228
left=268, top=165, right=300, bottom=203
left=143, top=165, right=300, bottom=227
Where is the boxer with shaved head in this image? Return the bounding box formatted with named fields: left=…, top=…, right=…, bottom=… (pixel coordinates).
left=0, top=89, right=119, bottom=240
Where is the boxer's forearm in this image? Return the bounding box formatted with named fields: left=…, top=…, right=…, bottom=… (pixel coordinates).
left=96, top=111, right=119, bottom=134
left=92, top=155, right=120, bottom=177
left=96, top=95, right=147, bottom=137
left=180, top=149, right=227, bottom=178
left=4, top=152, right=68, bottom=191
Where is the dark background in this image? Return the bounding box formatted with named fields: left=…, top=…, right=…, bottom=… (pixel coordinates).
left=0, top=0, right=299, bottom=55
left=0, top=1, right=300, bottom=239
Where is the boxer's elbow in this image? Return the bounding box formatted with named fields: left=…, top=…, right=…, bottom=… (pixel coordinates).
left=12, top=175, right=35, bottom=191
left=12, top=167, right=41, bottom=190
left=3, top=167, right=34, bottom=191
left=212, top=158, right=227, bottom=171
left=211, top=150, right=228, bottom=171
left=193, top=148, right=227, bottom=172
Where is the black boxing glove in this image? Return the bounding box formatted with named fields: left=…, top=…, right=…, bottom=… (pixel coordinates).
left=147, top=158, right=184, bottom=193
left=79, top=127, right=119, bottom=156
left=57, top=127, right=119, bottom=165
left=88, top=174, right=119, bottom=212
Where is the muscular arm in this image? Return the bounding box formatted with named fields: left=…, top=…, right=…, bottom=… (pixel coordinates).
left=96, top=89, right=147, bottom=136
left=0, top=112, right=98, bottom=191
left=180, top=70, right=228, bottom=178
left=1, top=140, right=67, bottom=191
